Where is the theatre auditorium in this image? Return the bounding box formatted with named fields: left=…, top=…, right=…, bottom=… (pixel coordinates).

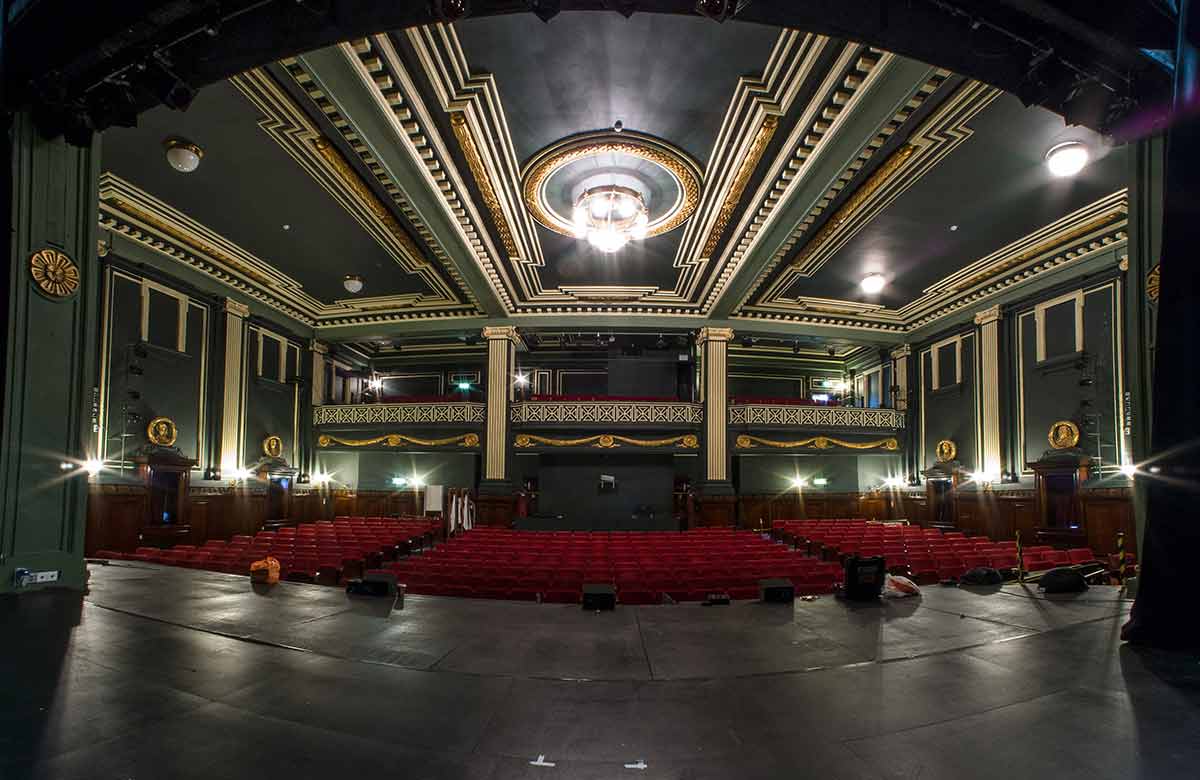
left=3, top=2, right=1199, bottom=778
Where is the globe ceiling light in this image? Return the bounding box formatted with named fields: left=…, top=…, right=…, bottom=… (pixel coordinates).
left=1045, top=141, right=1089, bottom=177
left=163, top=137, right=203, bottom=173
left=572, top=185, right=649, bottom=253
left=342, top=274, right=364, bottom=294
left=860, top=273, right=887, bottom=294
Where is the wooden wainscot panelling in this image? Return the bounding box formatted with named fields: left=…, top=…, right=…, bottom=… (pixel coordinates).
left=735, top=493, right=887, bottom=526
left=897, top=492, right=929, bottom=526
left=1080, top=487, right=1135, bottom=557
left=994, top=491, right=1037, bottom=542
left=697, top=495, right=738, bottom=527
left=327, top=490, right=424, bottom=519
left=86, top=485, right=147, bottom=555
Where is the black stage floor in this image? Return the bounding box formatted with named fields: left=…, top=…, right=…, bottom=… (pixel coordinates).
left=3, top=562, right=1199, bottom=779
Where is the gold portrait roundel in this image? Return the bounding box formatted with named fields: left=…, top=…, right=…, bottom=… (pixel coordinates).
left=1047, top=420, right=1081, bottom=450
left=262, top=435, right=284, bottom=458
left=935, top=439, right=957, bottom=462
left=147, top=417, right=178, bottom=447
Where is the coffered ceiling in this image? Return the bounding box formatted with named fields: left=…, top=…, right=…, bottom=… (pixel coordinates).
left=98, top=10, right=1130, bottom=344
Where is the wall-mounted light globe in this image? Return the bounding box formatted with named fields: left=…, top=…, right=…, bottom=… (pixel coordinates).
left=572, top=185, right=649, bottom=253
left=163, top=138, right=203, bottom=173
left=860, top=273, right=886, bottom=294
left=1045, top=141, right=1089, bottom=177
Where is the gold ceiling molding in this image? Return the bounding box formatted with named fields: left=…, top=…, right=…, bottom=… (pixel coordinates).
left=699, top=45, right=906, bottom=313
left=449, top=111, right=520, bottom=257
left=98, top=176, right=481, bottom=328
left=514, top=433, right=699, bottom=449
left=318, top=36, right=519, bottom=313
left=521, top=130, right=703, bottom=240
left=732, top=67, right=954, bottom=313
left=317, top=432, right=480, bottom=448
left=735, top=434, right=899, bottom=450
left=230, top=68, right=475, bottom=314
left=700, top=115, right=780, bottom=258
left=788, top=142, right=917, bottom=271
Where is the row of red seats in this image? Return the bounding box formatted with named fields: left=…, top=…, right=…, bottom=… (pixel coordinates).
left=388, top=528, right=835, bottom=603
left=96, top=517, right=438, bottom=585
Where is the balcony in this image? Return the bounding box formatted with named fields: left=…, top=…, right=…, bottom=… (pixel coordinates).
left=314, top=401, right=486, bottom=427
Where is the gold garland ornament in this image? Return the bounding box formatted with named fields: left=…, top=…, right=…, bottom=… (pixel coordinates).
left=515, top=433, right=699, bottom=449
left=318, top=432, right=480, bottom=448
left=736, top=434, right=899, bottom=451
left=1047, top=420, right=1080, bottom=450
left=30, top=248, right=81, bottom=299
left=935, top=439, right=957, bottom=462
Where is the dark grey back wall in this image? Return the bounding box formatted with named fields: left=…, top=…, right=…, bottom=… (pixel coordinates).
left=535, top=453, right=676, bottom=530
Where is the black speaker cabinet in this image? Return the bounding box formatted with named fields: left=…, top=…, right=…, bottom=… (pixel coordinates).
left=843, top=555, right=886, bottom=600
left=759, top=578, right=795, bottom=603
left=582, top=583, right=616, bottom=610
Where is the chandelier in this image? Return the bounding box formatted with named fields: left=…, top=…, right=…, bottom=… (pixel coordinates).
left=572, top=185, right=649, bottom=253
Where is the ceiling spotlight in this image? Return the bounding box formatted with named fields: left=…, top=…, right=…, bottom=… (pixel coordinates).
left=428, top=0, right=470, bottom=22
left=163, top=137, right=203, bottom=173
left=860, top=273, right=886, bottom=294
left=342, top=274, right=364, bottom=294
left=949, top=225, right=959, bottom=231
left=1045, top=141, right=1089, bottom=177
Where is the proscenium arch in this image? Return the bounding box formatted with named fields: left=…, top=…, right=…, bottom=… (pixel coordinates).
left=8, top=0, right=1173, bottom=142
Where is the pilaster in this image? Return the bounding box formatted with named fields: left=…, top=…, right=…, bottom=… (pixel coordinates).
left=697, top=327, right=734, bottom=494
left=219, top=298, right=249, bottom=473
left=974, top=304, right=1002, bottom=479
left=481, top=325, right=521, bottom=493
left=309, top=339, right=329, bottom=406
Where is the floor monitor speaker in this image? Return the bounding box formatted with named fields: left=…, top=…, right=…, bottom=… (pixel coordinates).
left=582, top=583, right=616, bottom=610
left=759, top=578, right=795, bottom=603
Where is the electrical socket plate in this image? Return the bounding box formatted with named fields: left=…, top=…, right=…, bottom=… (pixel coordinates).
left=31, top=570, right=60, bottom=584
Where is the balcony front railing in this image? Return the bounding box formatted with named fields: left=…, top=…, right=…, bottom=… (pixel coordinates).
left=728, top=404, right=904, bottom=429
left=510, top=400, right=703, bottom=425
left=314, top=402, right=486, bottom=426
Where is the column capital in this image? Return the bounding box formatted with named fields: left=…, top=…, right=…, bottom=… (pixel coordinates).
left=696, top=327, right=734, bottom=346
left=224, top=298, right=250, bottom=318
left=309, top=339, right=329, bottom=355
left=973, top=304, right=1002, bottom=326
left=481, top=325, right=521, bottom=345
left=890, top=344, right=912, bottom=359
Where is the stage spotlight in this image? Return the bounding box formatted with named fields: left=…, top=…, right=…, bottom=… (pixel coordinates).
left=790, top=476, right=806, bottom=489
left=84, top=459, right=104, bottom=476
left=793, top=340, right=802, bottom=355
left=514, top=373, right=530, bottom=387
left=1120, top=463, right=1137, bottom=478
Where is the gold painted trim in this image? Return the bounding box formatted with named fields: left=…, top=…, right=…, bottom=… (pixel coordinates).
left=700, top=115, right=778, bottom=258
left=514, top=433, right=699, bottom=449
left=735, top=434, right=898, bottom=450
left=935, top=439, right=957, bottom=462
left=29, top=248, right=81, bottom=299
left=147, top=417, right=178, bottom=447
left=1047, top=420, right=1080, bottom=450
left=1146, top=263, right=1160, bottom=302
left=317, top=432, right=480, bottom=448
left=790, top=143, right=917, bottom=272
left=521, top=131, right=703, bottom=240
left=450, top=112, right=519, bottom=256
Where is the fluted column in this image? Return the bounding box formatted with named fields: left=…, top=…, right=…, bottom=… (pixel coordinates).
left=481, top=325, right=520, bottom=490
left=975, top=304, right=1002, bottom=479
left=219, top=298, right=249, bottom=473
left=697, top=327, right=734, bottom=493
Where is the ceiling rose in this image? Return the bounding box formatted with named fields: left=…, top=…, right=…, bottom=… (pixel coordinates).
left=522, top=130, right=702, bottom=246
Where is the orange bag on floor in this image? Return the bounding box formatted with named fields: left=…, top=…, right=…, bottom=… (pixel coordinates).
left=250, top=556, right=280, bottom=585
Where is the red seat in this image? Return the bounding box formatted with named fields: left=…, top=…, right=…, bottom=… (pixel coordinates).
left=1067, top=548, right=1096, bottom=564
